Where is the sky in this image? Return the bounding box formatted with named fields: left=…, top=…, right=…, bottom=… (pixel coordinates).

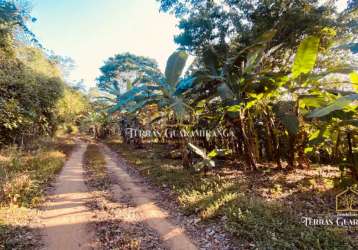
left=30, top=0, right=179, bottom=88
left=29, top=0, right=348, bottom=88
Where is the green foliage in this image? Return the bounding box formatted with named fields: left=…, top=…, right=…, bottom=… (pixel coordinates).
left=99, top=50, right=193, bottom=120
left=307, top=94, right=358, bottom=118
left=292, top=36, right=320, bottom=78
left=350, top=71, right=358, bottom=91
left=187, top=143, right=215, bottom=171
left=17, top=47, right=62, bottom=77
left=0, top=2, right=67, bottom=145
left=97, top=53, right=161, bottom=96
left=273, top=101, right=299, bottom=135
left=159, top=0, right=337, bottom=52
left=0, top=0, right=37, bottom=54
left=56, top=87, right=89, bottom=124
left=165, top=51, right=188, bottom=86
left=100, top=19, right=357, bottom=171
left=93, top=1, right=358, bottom=248
left=0, top=47, right=65, bottom=145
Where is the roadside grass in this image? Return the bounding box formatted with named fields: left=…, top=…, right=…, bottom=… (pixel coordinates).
left=0, top=150, right=65, bottom=207
left=53, top=136, right=77, bottom=159
left=83, top=143, right=109, bottom=190
left=0, top=136, right=76, bottom=249
left=106, top=139, right=358, bottom=249
left=0, top=136, right=76, bottom=207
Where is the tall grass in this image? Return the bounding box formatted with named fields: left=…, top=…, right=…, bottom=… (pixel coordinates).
left=0, top=136, right=77, bottom=207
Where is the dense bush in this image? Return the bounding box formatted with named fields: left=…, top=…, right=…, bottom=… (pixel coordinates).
left=0, top=49, right=64, bottom=145
left=0, top=1, right=91, bottom=146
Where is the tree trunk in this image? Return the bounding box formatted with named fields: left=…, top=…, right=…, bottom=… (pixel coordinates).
left=287, top=133, right=296, bottom=170
left=265, top=124, right=273, bottom=162
left=332, top=131, right=341, bottom=164
left=347, top=131, right=358, bottom=180
left=238, top=112, right=257, bottom=170
left=267, top=114, right=281, bottom=168
left=297, top=130, right=310, bottom=169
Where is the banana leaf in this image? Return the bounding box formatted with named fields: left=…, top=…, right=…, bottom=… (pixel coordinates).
left=307, top=94, right=358, bottom=118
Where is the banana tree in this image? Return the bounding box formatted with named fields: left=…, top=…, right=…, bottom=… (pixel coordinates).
left=105, top=51, right=201, bottom=167
left=183, top=29, right=283, bottom=170
left=183, top=26, right=358, bottom=170
left=270, top=26, right=358, bottom=169
left=304, top=71, right=358, bottom=178
left=106, top=51, right=194, bottom=118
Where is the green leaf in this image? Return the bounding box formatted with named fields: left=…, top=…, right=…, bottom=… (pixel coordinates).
left=165, top=51, right=188, bottom=86
left=299, top=95, right=325, bottom=108
left=340, top=119, right=358, bottom=127
left=258, top=29, right=277, bottom=43
left=187, top=143, right=216, bottom=168
left=273, top=101, right=299, bottom=135
left=169, top=96, right=188, bottom=119
left=292, top=36, right=320, bottom=78
left=280, top=115, right=299, bottom=135
left=304, top=147, right=313, bottom=153
left=350, top=71, right=358, bottom=91
left=350, top=71, right=358, bottom=83
left=208, top=149, right=232, bottom=158
left=126, top=80, right=132, bottom=90
left=207, top=149, right=218, bottom=158
left=227, top=104, right=241, bottom=112
left=203, top=46, right=220, bottom=75
left=175, top=77, right=196, bottom=95
left=244, top=45, right=265, bottom=73
left=308, top=128, right=327, bottom=145
left=307, top=94, right=358, bottom=118
left=308, top=130, right=320, bottom=141
left=188, top=143, right=207, bottom=159
left=217, top=83, right=235, bottom=101
left=245, top=100, right=256, bottom=110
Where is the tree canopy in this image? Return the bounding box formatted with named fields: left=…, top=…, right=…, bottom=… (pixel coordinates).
left=98, top=0, right=357, bottom=175
left=0, top=0, right=89, bottom=145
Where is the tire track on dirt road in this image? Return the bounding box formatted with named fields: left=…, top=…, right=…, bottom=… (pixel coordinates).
left=39, top=142, right=95, bottom=250
left=101, top=144, right=198, bottom=250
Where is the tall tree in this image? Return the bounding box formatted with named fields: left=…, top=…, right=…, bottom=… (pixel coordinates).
left=97, top=53, right=161, bottom=97
left=159, top=0, right=337, bottom=53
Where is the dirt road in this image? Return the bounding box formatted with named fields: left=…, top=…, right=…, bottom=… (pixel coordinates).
left=40, top=142, right=94, bottom=250
left=38, top=141, right=197, bottom=250
left=101, top=144, right=198, bottom=250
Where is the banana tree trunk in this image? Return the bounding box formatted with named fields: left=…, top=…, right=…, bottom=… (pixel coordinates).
left=297, top=130, right=310, bottom=169
left=287, top=133, right=296, bottom=170
left=347, top=130, right=358, bottom=180
left=332, top=131, right=341, bottom=164
left=238, top=112, right=257, bottom=170
left=265, top=112, right=281, bottom=168
left=265, top=125, right=274, bottom=162
left=181, top=138, right=191, bottom=169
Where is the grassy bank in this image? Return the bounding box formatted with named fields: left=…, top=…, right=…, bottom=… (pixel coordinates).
left=106, top=138, right=357, bottom=249
left=0, top=136, right=76, bottom=249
